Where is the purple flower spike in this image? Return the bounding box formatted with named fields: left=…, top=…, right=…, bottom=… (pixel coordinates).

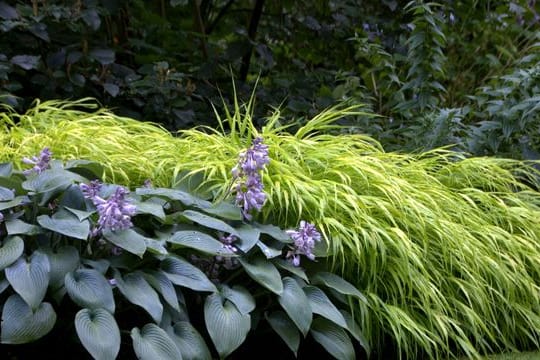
left=22, top=147, right=52, bottom=175
left=80, top=180, right=103, bottom=199
left=286, top=221, right=322, bottom=267
left=92, top=187, right=136, bottom=234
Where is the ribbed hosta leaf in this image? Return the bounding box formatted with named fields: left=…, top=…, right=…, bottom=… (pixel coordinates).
left=160, top=256, right=216, bottom=292
left=272, top=258, right=308, bottom=281
left=204, top=293, right=250, bottom=358
left=102, top=229, right=146, bottom=257
left=254, top=223, right=291, bottom=242
left=169, top=321, right=212, bottom=360
left=37, top=209, right=90, bottom=240
left=181, top=210, right=238, bottom=235
left=340, top=310, right=370, bottom=355
left=143, top=270, right=180, bottom=313
left=5, top=251, right=50, bottom=310
left=136, top=187, right=207, bottom=208
left=5, top=219, right=41, bottom=236
left=278, top=277, right=312, bottom=336
left=311, top=272, right=367, bottom=303
left=0, top=196, right=26, bottom=211
left=218, top=284, right=255, bottom=315
left=303, top=286, right=347, bottom=328
left=238, top=256, right=283, bottom=295
left=234, top=224, right=260, bottom=252
left=43, top=246, right=79, bottom=289
left=114, top=270, right=163, bottom=323
left=0, top=236, right=24, bottom=270
left=167, top=230, right=234, bottom=256
left=1, top=294, right=56, bottom=344
left=75, top=308, right=121, bottom=360
left=65, top=269, right=115, bottom=313
left=131, top=323, right=183, bottom=360
left=266, top=311, right=301, bottom=356
left=310, top=317, right=355, bottom=360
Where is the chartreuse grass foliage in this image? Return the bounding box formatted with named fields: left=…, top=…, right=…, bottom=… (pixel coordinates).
left=2, top=99, right=540, bottom=359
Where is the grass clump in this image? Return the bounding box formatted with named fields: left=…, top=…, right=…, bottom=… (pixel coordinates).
left=2, top=99, right=540, bottom=359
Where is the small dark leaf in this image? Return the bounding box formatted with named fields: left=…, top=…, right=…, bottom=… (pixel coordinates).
left=103, top=83, right=119, bottom=97
left=81, top=9, right=101, bottom=31
left=89, top=48, right=115, bottom=65
left=11, top=55, right=40, bottom=70
left=0, top=2, right=18, bottom=20
left=28, top=22, right=49, bottom=42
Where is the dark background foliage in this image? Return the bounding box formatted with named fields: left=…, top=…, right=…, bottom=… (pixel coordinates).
left=1, top=0, right=539, bottom=157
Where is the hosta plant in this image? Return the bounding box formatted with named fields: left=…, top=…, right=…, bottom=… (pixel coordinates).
left=0, top=146, right=368, bottom=359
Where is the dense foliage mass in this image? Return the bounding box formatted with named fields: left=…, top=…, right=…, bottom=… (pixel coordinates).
left=2, top=100, right=540, bottom=358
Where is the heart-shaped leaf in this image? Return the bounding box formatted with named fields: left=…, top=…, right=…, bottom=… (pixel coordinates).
left=114, top=270, right=163, bottom=323
left=43, top=246, right=79, bottom=289
left=65, top=269, right=115, bottom=313
left=239, top=256, right=283, bottom=295
left=304, top=286, right=347, bottom=328
left=310, top=317, right=355, bottom=360
left=167, top=230, right=234, bottom=256
left=168, top=321, right=212, bottom=360
left=218, top=284, right=255, bottom=315
left=143, top=270, right=181, bottom=313
left=311, top=272, right=367, bottom=303
left=278, top=277, right=312, bottom=337
left=266, top=311, right=300, bottom=356
left=75, top=308, right=121, bottom=360
left=5, top=219, right=41, bottom=236
left=235, top=224, right=260, bottom=252
left=161, top=256, right=216, bottom=292
left=102, top=229, right=147, bottom=257
left=5, top=251, right=50, bottom=310
left=37, top=208, right=90, bottom=240
left=0, top=196, right=26, bottom=211
left=0, top=236, right=24, bottom=270
left=181, top=210, right=238, bottom=235
left=131, top=323, right=183, bottom=360
left=133, top=200, right=166, bottom=220
left=204, top=293, right=250, bottom=358
left=1, top=294, right=56, bottom=344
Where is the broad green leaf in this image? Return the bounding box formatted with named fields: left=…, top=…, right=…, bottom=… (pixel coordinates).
left=167, top=230, right=235, bottom=256
left=256, top=241, right=282, bottom=259
left=37, top=209, right=90, bottom=240
left=181, top=210, right=238, bottom=235
left=278, top=277, right=312, bottom=336
left=0, top=236, right=24, bottom=270
left=63, top=206, right=94, bottom=221
left=5, top=219, right=41, bottom=236
left=143, top=270, right=180, bottom=313
left=254, top=223, right=291, bottom=242
left=75, top=308, right=121, bottom=360
left=82, top=259, right=110, bottom=274
left=235, top=224, right=260, bottom=252
left=1, top=294, right=56, bottom=344
left=303, top=286, right=347, bottom=328
left=160, top=256, right=216, bottom=292
left=200, top=201, right=242, bottom=221
left=22, top=168, right=83, bottom=194
left=218, top=284, right=255, bottom=315
left=65, top=269, right=115, bottom=313
left=131, top=323, right=183, bottom=360
left=144, top=237, right=168, bottom=256
left=340, top=310, right=370, bottom=355
left=5, top=252, right=50, bottom=310
left=266, top=311, right=300, bottom=356
left=272, top=258, right=308, bottom=281
left=169, top=321, right=212, bottom=360
left=136, top=187, right=207, bottom=207
left=310, top=317, right=355, bottom=360
left=204, top=293, right=250, bottom=358
left=0, top=196, right=26, bottom=211
left=103, top=228, right=147, bottom=257
left=239, top=256, right=283, bottom=295
left=114, top=270, right=163, bottom=323
left=311, top=272, right=367, bottom=303
left=134, top=200, right=166, bottom=220
left=65, top=159, right=105, bottom=179
left=42, top=246, right=80, bottom=289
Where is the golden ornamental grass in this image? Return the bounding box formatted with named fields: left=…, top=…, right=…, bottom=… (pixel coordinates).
left=2, top=99, right=540, bottom=359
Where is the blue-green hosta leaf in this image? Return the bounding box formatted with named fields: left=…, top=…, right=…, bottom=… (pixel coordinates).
left=75, top=308, right=121, bottom=360
left=43, top=246, right=80, bottom=289
left=0, top=236, right=24, bottom=270
left=218, top=284, right=255, bottom=315
left=181, top=210, right=238, bottom=235
left=136, top=187, right=206, bottom=207
left=310, top=317, right=355, bottom=360
left=256, top=241, right=282, bottom=259
left=160, top=256, right=216, bottom=292
left=0, top=186, right=14, bottom=201
left=200, top=201, right=242, bottom=221
left=65, top=269, right=115, bottom=313
left=102, top=228, right=147, bottom=257
left=254, top=223, right=291, bottom=242
left=272, top=258, right=308, bottom=281
left=168, top=321, right=212, bottom=360
left=0, top=271, right=9, bottom=294
left=303, top=286, right=347, bottom=328
left=82, top=259, right=110, bottom=274
left=65, top=159, right=105, bottom=179
left=37, top=209, right=90, bottom=240
left=266, top=311, right=300, bottom=356
left=0, top=163, right=13, bottom=177
left=22, top=168, right=83, bottom=193
left=0, top=196, right=26, bottom=211
left=5, top=252, right=50, bottom=310
left=114, top=270, right=163, bottom=323
left=5, top=219, right=42, bottom=236
left=131, top=323, right=183, bottom=360
left=311, top=272, right=367, bottom=303
left=340, top=310, right=370, bottom=356
left=143, top=270, right=180, bottom=313
left=238, top=256, right=283, bottom=295
left=204, top=293, right=250, bottom=358
left=63, top=207, right=94, bottom=221
left=144, top=238, right=168, bottom=256
left=134, top=200, right=166, bottom=220
left=167, top=230, right=235, bottom=256
left=235, top=224, right=260, bottom=252
left=278, top=277, right=312, bottom=337
left=1, top=294, right=56, bottom=344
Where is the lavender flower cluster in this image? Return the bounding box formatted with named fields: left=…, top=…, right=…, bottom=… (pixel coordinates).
left=286, top=220, right=322, bottom=267
left=80, top=181, right=136, bottom=235
left=22, top=147, right=52, bottom=175
left=232, top=137, right=270, bottom=220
